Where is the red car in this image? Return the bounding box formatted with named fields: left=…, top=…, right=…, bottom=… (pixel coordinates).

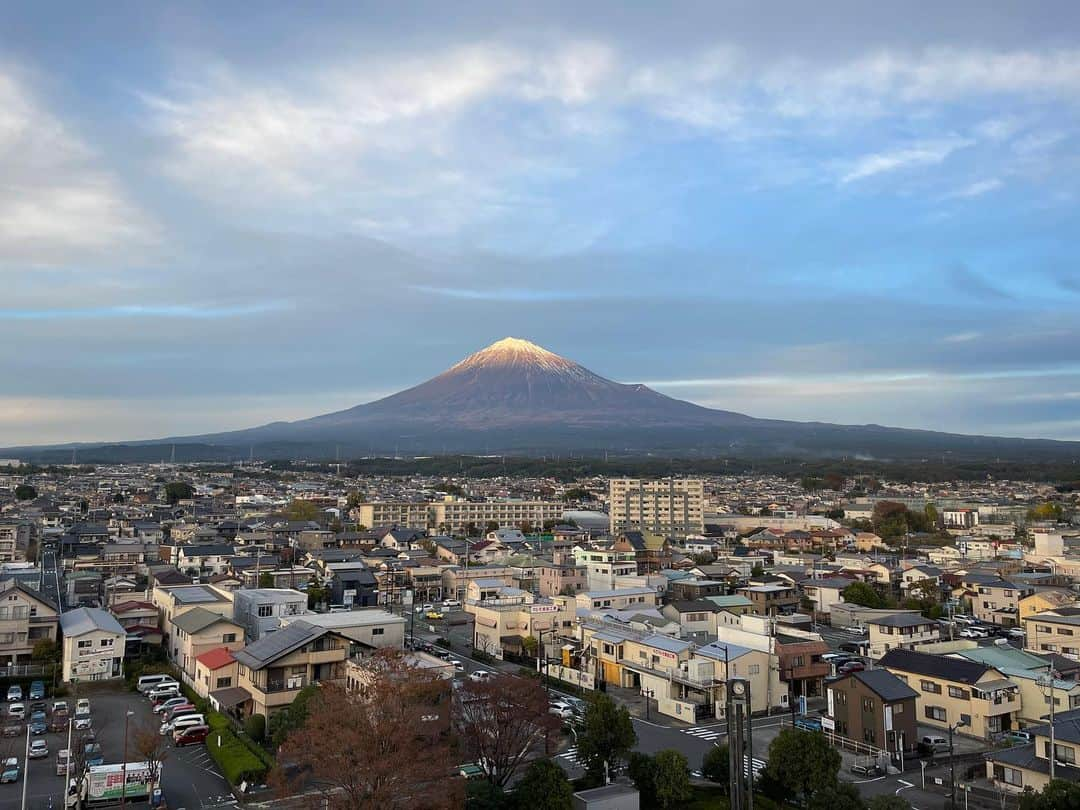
left=840, top=661, right=866, bottom=673
left=173, top=724, right=210, bottom=747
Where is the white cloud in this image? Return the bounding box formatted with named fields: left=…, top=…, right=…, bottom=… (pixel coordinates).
left=944, top=178, right=1003, bottom=199
left=840, top=138, right=971, bottom=184
left=0, top=71, right=154, bottom=264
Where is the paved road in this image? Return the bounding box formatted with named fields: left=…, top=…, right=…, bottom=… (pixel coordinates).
left=39, top=550, right=63, bottom=611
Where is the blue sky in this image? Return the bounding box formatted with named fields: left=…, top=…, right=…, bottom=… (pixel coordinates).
left=3, top=1, right=1080, bottom=445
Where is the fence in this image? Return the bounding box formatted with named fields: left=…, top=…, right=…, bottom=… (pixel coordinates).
left=0, top=664, right=48, bottom=678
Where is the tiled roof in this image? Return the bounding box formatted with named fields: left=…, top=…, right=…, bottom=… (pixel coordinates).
left=196, top=646, right=236, bottom=670
left=879, top=648, right=991, bottom=685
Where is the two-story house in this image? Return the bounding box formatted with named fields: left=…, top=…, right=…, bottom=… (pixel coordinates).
left=972, top=578, right=1035, bottom=628
left=1024, top=608, right=1080, bottom=661
left=169, top=606, right=245, bottom=682
left=736, top=583, right=798, bottom=616
left=879, top=648, right=1020, bottom=739
left=825, top=668, right=919, bottom=753
left=985, top=707, right=1080, bottom=793
left=866, top=613, right=941, bottom=660
left=0, top=580, right=59, bottom=666
left=232, top=588, right=309, bottom=642
left=232, top=620, right=355, bottom=718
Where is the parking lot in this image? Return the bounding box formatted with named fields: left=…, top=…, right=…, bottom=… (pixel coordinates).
left=0, top=685, right=234, bottom=810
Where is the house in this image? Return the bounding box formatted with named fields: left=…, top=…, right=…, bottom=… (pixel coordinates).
left=322, top=562, right=379, bottom=608
left=878, top=648, right=1019, bottom=739
left=661, top=600, right=722, bottom=639
left=59, top=607, right=125, bottom=683
left=899, top=565, right=942, bottom=596
left=668, top=579, right=730, bottom=601
left=985, top=707, right=1080, bottom=794
left=866, top=613, right=940, bottom=660
left=1019, top=590, right=1077, bottom=623
left=825, top=668, right=919, bottom=753
left=193, top=646, right=239, bottom=699
left=800, top=577, right=854, bottom=616
left=538, top=563, right=588, bottom=597
left=169, top=607, right=244, bottom=681
left=280, top=609, right=407, bottom=650
left=970, top=578, right=1034, bottom=627
left=466, top=586, right=575, bottom=659
left=736, top=583, right=798, bottom=616
left=575, top=588, right=657, bottom=613
left=109, top=600, right=160, bottom=646
left=176, top=544, right=236, bottom=576
left=232, top=588, right=309, bottom=641
left=0, top=580, right=59, bottom=666
left=1023, top=608, right=1080, bottom=661
left=151, top=584, right=233, bottom=643
left=231, top=620, right=355, bottom=718
left=573, top=547, right=638, bottom=591
left=949, top=644, right=1080, bottom=723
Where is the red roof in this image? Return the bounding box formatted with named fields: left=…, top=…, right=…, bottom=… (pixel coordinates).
left=111, top=600, right=155, bottom=613
left=195, top=646, right=236, bottom=670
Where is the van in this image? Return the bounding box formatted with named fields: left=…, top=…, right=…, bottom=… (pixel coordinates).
left=55, top=749, right=72, bottom=777
left=1006, top=730, right=1033, bottom=745
left=921, top=735, right=949, bottom=753
left=163, top=714, right=205, bottom=737
left=137, top=674, right=174, bottom=694
left=173, top=724, right=210, bottom=747
left=147, top=683, right=180, bottom=702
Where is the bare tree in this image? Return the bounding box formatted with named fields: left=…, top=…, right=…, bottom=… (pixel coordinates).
left=132, top=722, right=169, bottom=795
left=274, top=649, right=462, bottom=810
left=453, top=672, right=560, bottom=788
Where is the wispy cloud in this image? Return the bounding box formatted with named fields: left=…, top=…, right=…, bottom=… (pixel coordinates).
left=410, top=285, right=600, bottom=302
left=944, top=178, right=1002, bottom=199
left=840, top=138, right=971, bottom=184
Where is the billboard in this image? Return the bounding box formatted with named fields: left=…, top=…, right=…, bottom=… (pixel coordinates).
left=86, top=763, right=154, bottom=801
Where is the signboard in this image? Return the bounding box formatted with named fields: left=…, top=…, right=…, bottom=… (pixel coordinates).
left=87, top=763, right=153, bottom=801
left=884, top=705, right=893, bottom=732
left=827, top=688, right=835, bottom=718
left=529, top=605, right=558, bottom=614
left=821, top=716, right=835, bottom=731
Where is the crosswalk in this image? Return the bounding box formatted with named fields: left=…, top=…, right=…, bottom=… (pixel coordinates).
left=557, top=746, right=582, bottom=767
left=683, top=724, right=727, bottom=741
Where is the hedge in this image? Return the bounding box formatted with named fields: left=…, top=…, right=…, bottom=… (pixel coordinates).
left=206, top=725, right=268, bottom=785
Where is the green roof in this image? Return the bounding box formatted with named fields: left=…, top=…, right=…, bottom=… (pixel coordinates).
left=952, top=647, right=1080, bottom=690
left=705, top=595, right=753, bottom=609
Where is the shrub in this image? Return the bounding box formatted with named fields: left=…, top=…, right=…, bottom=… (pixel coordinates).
left=207, top=712, right=231, bottom=731
left=206, top=726, right=267, bottom=785
left=244, top=713, right=266, bottom=743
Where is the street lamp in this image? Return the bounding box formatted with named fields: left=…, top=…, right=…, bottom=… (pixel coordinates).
left=120, top=709, right=135, bottom=809
left=949, top=718, right=968, bottom=809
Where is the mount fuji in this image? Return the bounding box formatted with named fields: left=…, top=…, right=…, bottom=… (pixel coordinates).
left=7, top=337, right=1080, bottom=461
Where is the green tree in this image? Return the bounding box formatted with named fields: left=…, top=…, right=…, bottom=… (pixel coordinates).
left=652, top=750, right=692, bottom=809
left=1028, top=502, right=1065, bottom=522
left=512, top=759, right=573, bottom=810
left=258, top=571, right=274, bottom=588
left=867, top=796, right=913, bottom=810
left=762, top=728, right=842, bottom=805
left=627, top=752, right=657, bottom=805
left=32, top=638, right=60, bottom=665
left=284, top=499, right=320, bottom=522
left=520, top=635, right=538, bottom=657
left=345, top=490, right=366, bottom=508
left=562, top=487, right=593, bottom=502
left=809, top=781, right=864, bottom=810
left=700, top=743, right=729, bottom=786
left=751, top=563, right=765, bottom=577
left=842, top=581, right=884, bottom=609
left=244, top=713, right=266, bottom=743
left=268, top=684, right=319, bottom=746
left=1018, top=778, right=1080, bottom=810
left=164, top=481, right=194, bottom=504
left=14, top=484, right=37, bottom=501
left=576, top=693, right=637, bottom=785
left=801, top=476, right=823, bottom=492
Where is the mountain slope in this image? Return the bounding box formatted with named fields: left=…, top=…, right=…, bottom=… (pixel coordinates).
left=5, top=337, right=1080, bottom=461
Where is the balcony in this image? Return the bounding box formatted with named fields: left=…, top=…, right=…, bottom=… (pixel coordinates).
left=266, top=676, right=309, bottom=693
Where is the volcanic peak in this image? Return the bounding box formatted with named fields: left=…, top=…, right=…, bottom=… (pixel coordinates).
left=447, top=337, right=582, bottom=374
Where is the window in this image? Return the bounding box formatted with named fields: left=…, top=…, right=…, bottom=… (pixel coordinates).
left=372, top=628, right=384, bottom=636
left=862, top=698, right=875, bottom=712
left=893, top=703, right=904, bottom=714
left=257, top=605, right=273, bottom=617
left=1051, top=744, right=1076, bottom=764
left=792, top=656, right=804, bottom=667
left=77, top=640, right=92, bottom=649
left=921, top=680, right=942, bottom=694
left=960, top=713, right=971, bottom=726
left=1044, top=695, right=1062, bottom=706
left=993, top=765, right=1022, bottom=787
left=216, top=677, right=233, bottom=688
left=948, top=686, right=968, bottom=699
left=1059, top=628, right=1074, bottom=636
left=99, top=638, right=113, bottom=647
left=749, top=664, right=760, bottom=675
left=926, top=706, right=947, bottom=722
left=222, top=633, right=236, bottom=643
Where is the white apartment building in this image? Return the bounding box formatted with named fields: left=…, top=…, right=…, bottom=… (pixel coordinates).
left=354, top=502, right=432, bottom=530
left=608, top=479, right=705, bottom=536
left=573, top=547, right=638, bottom=590
left=0, top=524, right=29, bottom=564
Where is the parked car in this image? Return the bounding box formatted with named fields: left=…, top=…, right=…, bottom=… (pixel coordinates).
left=921, top=735, right=949, bottom=753
left=51, top=701, right=68, bottom=716
left=29, top=701, right=47, bottom=714
left=29, top=712, right=47, bottom=735
left=74, top=714, right=91, bottom=731
left=55, top=749, right=72, bottom=777
left=1, top=726, right=19, bottom=738
left=7, top=704, right=24, bottom=720
left=162, top=714, right=205, bottom=737
left=173, top=724, right=210, bottom=747
left=1007, top=627, right=1026, bottom=639
left=147, top=684, right=179, bottom=701
left=844, top=625, right=867, bottom=635
left=5, top=686, right=21, bottom=703
left=0, top=758, right=18, bottom=783
left=1006, top=730, right=1033, bottom=744
left=75, top=699, right=90, bottom=715
left=794, top=716, right=823, bottom=732
left=851, top=762, right=881, bottom=777
left=28, top=740, right=48, bottom=759
left=840, top=661, right=866, bottom=673
left=84, top=743, right=104, bottom=767
left=425, top=611, right=444, bottom=620
left=468, top=670, right=492, bottom=682
left=421, top=603, right=435, bottom=612
left=154, top=697, right=190, bottom=715
left=27, top=682, right=45, bottom=701
left=137, top=674, right=176, bottom=693
left=821, top=653, right=846, bottom=662
left=47, top=715, right=69, bottom=733
left=838, top=642, right=862, bottom=654
left=163, top=705, right=198, bottom=725
left=443, top=599, right=462, bottom=610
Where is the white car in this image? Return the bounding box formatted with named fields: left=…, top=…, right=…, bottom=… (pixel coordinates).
left=468, top=670, right=492, bottom=682
left=449, top=659, right=464, bottom=672
left=75, top=699, right=90, bottom=715
left=1007, top=627, right=1026, bottom=638
left=154, top=697, right=190, bottom=715
left=549, top=701, right=576, bottom=720
left=74, top=714, right=91, bottom=731
left=28, top=740, right=48, bottom=759
left=844, top=625, right=867, bottom=635
left=147, top=684, right=179, bottom=701
left=7, top=704, right=24, bottom=720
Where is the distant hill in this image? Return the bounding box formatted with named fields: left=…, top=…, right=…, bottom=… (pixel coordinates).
left=6, top=337, right=1080, bottom=462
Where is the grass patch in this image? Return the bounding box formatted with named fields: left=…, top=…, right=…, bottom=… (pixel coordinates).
left=206, top=725, right=268, bottom=785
